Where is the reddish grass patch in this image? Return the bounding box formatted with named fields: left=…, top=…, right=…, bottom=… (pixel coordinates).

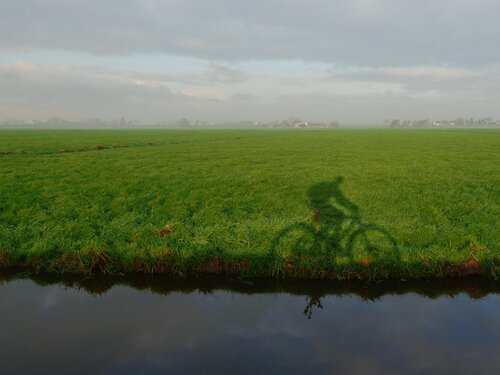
left=0, top=151, right=13, bottom=156
left=149, top=247, right=175, bottom=273
left=360, top=258, right=371, bottom=266
left=131, top=259, right=149, bottom=273
left=26, top=256, right=47, bottom=272
left=311, top=210, right=320, bottom=222
left=158, top=225, right=174, bottom=237
left=57, top=148, right=96, bottom=154
left=196, top=258, right=223, bottom=274
left=455, top=259, right=484, bottom=276
left=150, top=262, right=173, bottom=274
left=52, top=252, right=83, bottom=273
left=87, top=251, right=113, bottom=273
left=0, top=248, right=11, bottom=266
left=226, top=260, right=251, bottom=274
left=131, top=235, right=140, bottom=243
left=285, top=263, right=295, bottom=272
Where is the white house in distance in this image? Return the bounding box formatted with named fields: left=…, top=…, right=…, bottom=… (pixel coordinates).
left=293, top=122, right=310, bottom=128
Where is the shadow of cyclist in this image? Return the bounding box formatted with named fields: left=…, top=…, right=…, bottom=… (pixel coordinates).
left=309, top=177, right=398, bottom=258
left=307, top=177, right=362, bottom=255
left=308, top=177, right=359, bottom=218
left=271, top=176, right=398, bottom=269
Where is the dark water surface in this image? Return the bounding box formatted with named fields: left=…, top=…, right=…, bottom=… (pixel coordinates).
left=1, top=275, right=499, bottom=374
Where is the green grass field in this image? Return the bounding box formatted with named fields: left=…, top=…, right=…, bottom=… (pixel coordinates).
left=0, top=129, right=498, bottom=279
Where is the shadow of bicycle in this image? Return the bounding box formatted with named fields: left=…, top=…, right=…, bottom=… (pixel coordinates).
left=271, top=177, right=399, bottom=273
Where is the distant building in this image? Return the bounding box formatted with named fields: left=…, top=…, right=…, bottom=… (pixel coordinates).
left=293, top=122, right=309, bottom=128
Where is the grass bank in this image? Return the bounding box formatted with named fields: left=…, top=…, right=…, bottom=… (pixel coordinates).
left=0, top=129, right=498, bottom=279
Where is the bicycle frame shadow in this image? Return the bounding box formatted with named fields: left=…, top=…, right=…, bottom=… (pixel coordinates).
left=271, top=176, right=399, bottom=274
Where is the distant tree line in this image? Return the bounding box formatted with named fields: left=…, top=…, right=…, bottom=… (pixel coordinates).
left=388, top=117, right=499, bottom=128
left=158, top=117, right=340, bottom=129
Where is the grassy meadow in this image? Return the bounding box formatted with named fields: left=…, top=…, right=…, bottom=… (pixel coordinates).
left=0, top=129, right=499, bottom=279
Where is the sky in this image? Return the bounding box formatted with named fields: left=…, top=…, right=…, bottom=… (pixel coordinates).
left=1, top=0, right=499, bottom=124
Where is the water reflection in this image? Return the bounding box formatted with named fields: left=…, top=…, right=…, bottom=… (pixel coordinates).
left=0, top=274, right=499, bottom=374
left=2, top=271, right=497, bottom=300
left=303, top=295, right=323, bottom=319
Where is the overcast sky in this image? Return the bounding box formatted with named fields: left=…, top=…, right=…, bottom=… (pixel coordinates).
left=1, top=0, right=499, bottom=123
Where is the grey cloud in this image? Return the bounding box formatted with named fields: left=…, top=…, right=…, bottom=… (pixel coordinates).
left=1, top=0, right=500, bottom=66
left=265, top=90, right=500, bottom=122
left=1, top=61, right=498, bottom=123
left=0, top=62, right=208, bottom=121
left=202, top=64, right=247, bottom=84
left=323, top=64, right=500, bottom=99
left=231, top=94, right=259, bottom=101
left=77, top=64, right=247, bottom=85
left=274, top=76, right=310, bottom=88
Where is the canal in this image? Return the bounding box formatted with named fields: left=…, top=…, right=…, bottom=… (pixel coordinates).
left=1, top=275, right=499, bottom=374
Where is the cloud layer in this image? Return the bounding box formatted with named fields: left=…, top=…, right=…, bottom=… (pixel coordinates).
left=2, top=0, right=499, bottom=65
left=1, top=0, right=499, bottom=122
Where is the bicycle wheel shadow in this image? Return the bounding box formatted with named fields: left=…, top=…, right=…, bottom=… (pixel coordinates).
left=271, top=176, right=400, bottom=273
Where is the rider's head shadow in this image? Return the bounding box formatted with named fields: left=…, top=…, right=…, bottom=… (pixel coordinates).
left=307, top=177, right=360, bottom=226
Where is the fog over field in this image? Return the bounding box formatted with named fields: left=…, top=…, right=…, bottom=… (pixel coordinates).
left=1, top=0, right=499, bottom=123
